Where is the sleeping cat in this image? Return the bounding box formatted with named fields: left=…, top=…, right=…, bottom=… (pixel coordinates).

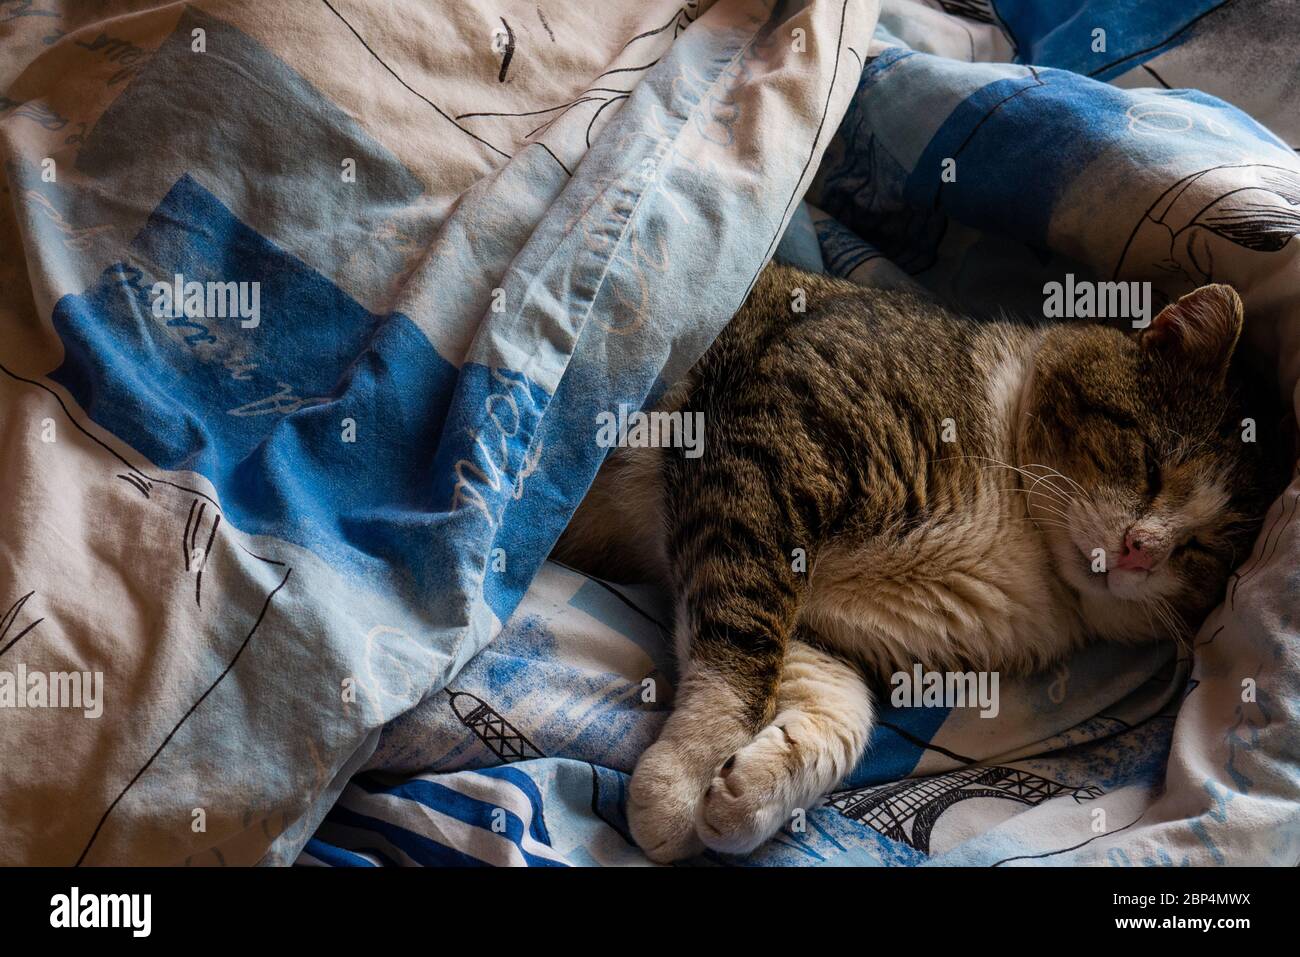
left=555, top=264, right=1282, bottom=863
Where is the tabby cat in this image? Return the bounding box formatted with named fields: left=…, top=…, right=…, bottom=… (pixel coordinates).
left=555, top=264, right=1282, bottom=863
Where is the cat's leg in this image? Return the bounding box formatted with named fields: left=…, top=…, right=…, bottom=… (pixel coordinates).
left=626, top=649, right=774, bottom=862
left=696, top=632, right=874, bottom=855
left=627, top=492, right=806, bottom=862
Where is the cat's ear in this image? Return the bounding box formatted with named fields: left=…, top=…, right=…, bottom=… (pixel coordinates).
left=1142, top=284, right=1243, bottom=375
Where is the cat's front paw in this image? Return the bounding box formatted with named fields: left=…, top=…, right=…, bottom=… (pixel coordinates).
left=627, top=741, right=706, bottom=863
left=696, top=723, right=805, bottom=855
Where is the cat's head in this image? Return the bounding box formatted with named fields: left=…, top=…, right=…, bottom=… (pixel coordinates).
left=1017, top=284, right=1284, bottom=639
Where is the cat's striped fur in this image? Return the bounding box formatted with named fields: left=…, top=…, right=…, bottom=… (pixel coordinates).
left=556, top=264, right=1281, bottom=861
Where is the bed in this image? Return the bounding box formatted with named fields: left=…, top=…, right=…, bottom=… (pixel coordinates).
left=1, top=0, right=1297, bottom=866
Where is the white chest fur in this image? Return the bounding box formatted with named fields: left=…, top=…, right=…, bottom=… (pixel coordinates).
left=800, top=506, right=1085, bottom=676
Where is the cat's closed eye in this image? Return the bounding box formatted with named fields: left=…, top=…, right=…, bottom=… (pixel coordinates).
left=1144, top=445, right=1162, bottom=496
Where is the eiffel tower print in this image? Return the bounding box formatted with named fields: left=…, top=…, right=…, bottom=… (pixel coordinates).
left=829, top=766, right=1103, bottom=855
left=446, top=689, right=545, bottom=763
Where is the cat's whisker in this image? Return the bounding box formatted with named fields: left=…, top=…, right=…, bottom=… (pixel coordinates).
left=1165, top=426, right=1212, bottom=463
left=974, top=460, right=1076, bottom=510
left=1027, top=476, right=1093, bottom=524
left=1020, top=519, right=1071, bottom=533
left=1154, top=595, right=1175, bottom=639
left=1023, top=498, right=1073, bottom=523
left=1138, top=600, right=1160, bottom=640
left=995, top=487, right=1074, bottom=526
left=1002, top=509, right=1070, bottom=526
left=1142, top=593, right=1188, bottom=651
left=1019, top=476, right=1082, bottom=520
left=997, top=502, right=1072, bottom=531
left=1024, top=474, right=1077, bottom=517
left=1020, top=462, right=1092, bottom=503
left=1159, top=596, right=1191, bottom=653
left=995, top=484, right=1071, bottom=509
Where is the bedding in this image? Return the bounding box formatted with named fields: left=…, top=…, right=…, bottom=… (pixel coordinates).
left=1, top=0, right=1297, bottom=866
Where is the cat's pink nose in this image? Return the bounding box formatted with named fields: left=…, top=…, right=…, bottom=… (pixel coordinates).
left=1115, top=531, right=1154, bottom=571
